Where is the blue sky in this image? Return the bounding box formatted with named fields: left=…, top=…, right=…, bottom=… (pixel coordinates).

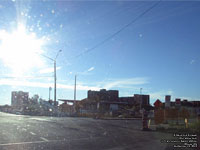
left=0, top=1, right=199, bottom=105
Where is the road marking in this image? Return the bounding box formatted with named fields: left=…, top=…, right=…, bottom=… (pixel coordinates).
left=40, top=137, right=48, bottom=142
left=29, top=118, right=48, bottom=121
left=22, top=128, right=27, bottom=131
left=0, top=141, right=47, bottom=146
left=30, top=132, right=36, bottom=135
left=0, top=136, right=105, bottom=146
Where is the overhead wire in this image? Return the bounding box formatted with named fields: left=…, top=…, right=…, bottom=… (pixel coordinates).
left=72, top=0, right=161, bottom=59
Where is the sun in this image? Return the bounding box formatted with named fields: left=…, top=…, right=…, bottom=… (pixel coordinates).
left=0, top=23, right=45, bottom=76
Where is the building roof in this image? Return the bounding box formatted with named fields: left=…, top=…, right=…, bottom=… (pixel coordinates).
left=99, top=101, right=128, bottom=105
left=154, top=99, right=162, bottom=107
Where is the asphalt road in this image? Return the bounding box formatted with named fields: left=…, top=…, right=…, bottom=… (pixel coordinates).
left=0, top=112, right=174, bottom=150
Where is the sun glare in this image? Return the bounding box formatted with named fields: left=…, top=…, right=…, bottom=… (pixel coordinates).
left=0, top=23, right=45, bottom=76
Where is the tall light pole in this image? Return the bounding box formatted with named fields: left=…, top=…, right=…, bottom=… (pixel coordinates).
left=40, top=50, right=62, bottom=106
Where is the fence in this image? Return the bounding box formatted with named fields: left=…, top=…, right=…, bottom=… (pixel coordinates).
left=154, top=108, right=190, bottom=125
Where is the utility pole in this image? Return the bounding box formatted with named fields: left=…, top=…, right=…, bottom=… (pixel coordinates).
left=74, top=75, right=77, bottom=112
left=140, top=88, right=143, bottom=111
left=74, top=75, right=76, bottom=102
left=54, top=60, right=56, bottom=106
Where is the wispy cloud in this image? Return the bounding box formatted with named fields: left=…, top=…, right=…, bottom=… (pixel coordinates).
left=57, top=83, right=100, bottom=91
left=88, top=67, right=95, bottom=72
left=39, top=67, right=61, bottom=74
left=100, top=77, right=149, bottom=89
left=77, top=66, right=95, bottom=75
left=190, top=59, right=195, bottom=65
left=0, top=79, right=100, bottom=91
left=0, top=77, right=147, bottom=92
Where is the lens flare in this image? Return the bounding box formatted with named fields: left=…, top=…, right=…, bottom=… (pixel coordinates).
left=0, top=23, right=45, bottom=76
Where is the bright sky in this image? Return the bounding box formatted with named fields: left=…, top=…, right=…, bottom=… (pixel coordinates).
left=0, top=1, right=199, bottom=105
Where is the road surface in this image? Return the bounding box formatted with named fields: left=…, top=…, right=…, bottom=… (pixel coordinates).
left=0, top=112, right=173, bottom=150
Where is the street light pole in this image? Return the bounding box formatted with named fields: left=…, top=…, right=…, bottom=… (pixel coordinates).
left=40, top=50, right=62, bottom=106
left=53, top=50, right=62, bottom=106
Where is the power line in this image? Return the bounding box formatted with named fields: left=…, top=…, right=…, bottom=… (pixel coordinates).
left=73, top=1, right=161, bottom=59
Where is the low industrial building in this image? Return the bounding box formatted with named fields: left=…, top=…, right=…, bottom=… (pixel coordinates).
left=59, top=89, right=151, bottom=117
